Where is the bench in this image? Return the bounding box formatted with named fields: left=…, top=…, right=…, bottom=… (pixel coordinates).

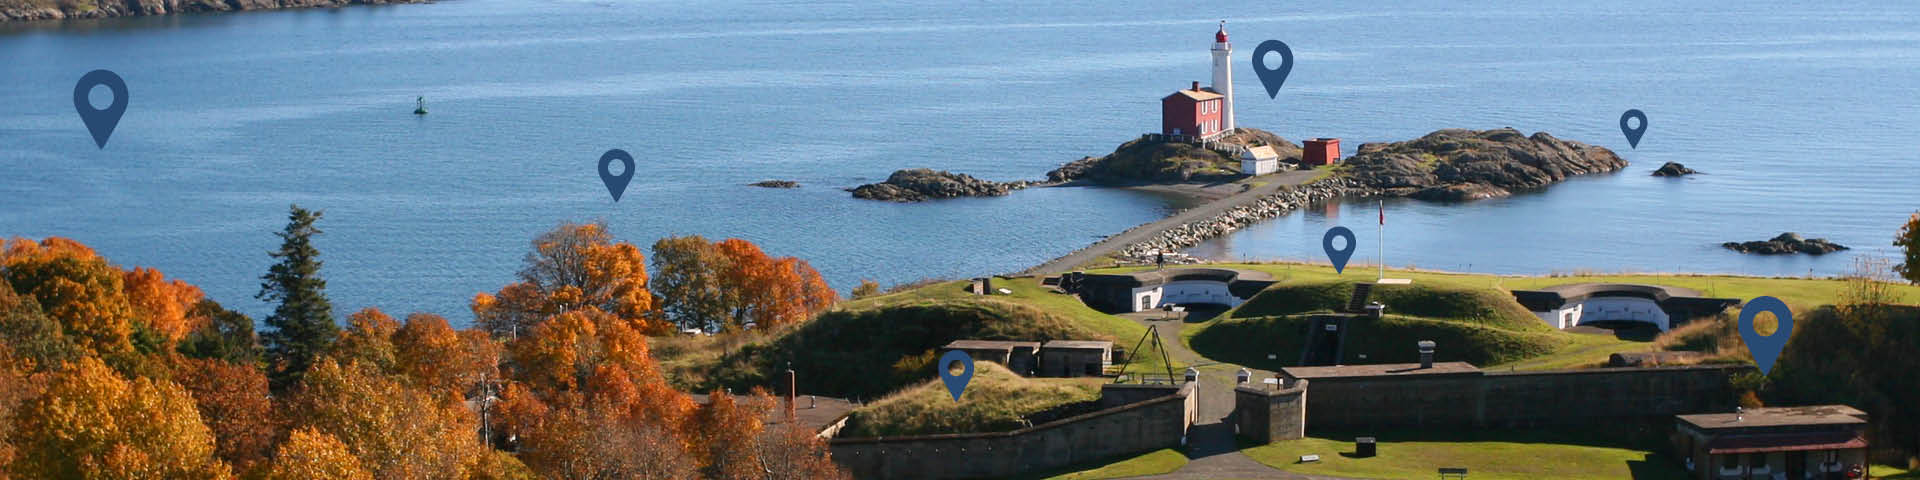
left=1438, top=467, right=1468, bottom=479
left=1298, top=454, right=1321, bottom=463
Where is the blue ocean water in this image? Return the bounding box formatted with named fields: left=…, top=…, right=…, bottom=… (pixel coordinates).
left=2, top=1, right=1916, bottom=323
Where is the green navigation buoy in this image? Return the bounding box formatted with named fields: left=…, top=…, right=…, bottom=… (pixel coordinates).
left=414, top=96, right=428, bottom=115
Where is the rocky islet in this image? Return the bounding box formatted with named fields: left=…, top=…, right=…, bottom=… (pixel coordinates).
left=1722, top=232, right=1849, bottom=255
left=847, top=168, right=1039, bottom=202
left=1340, top=128, right=1628, bottom=201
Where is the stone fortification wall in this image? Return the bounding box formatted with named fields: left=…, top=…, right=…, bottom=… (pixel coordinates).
left=829, top=383, right=1195, bottom=479
left=1296, top=365, right=1743, bottom=431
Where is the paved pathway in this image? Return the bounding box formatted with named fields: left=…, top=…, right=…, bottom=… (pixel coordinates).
left=1105, top=308, right=1362, bottom=480
left=1020, top=170, right=1322, bottom=276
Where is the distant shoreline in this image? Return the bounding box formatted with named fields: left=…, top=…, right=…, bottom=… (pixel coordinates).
left=0, top=0, right=430, bottom=23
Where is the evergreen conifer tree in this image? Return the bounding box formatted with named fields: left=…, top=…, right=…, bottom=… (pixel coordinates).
left=259, top=205, right=338, bottom=389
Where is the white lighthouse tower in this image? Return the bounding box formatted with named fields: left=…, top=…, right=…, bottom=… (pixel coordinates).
left=1209, top=20, right=1236, bottom=133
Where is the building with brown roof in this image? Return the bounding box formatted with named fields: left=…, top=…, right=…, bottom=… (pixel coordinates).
left=1674, top=405, right=1869, bottom=480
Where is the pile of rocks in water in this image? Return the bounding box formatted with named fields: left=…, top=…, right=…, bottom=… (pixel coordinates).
left=1116, top=178, right=1373, bottom=263
left=1651, top=162, right=1699, bottom=177
left=1722, top=232, right=1849, bottom=255
left=849, top=168, right=1037, bottom=202
left=748, top=180, right=799, bottom=188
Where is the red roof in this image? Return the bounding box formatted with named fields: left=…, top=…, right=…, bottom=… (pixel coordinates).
left=1706, top=432, right=1867, bottom=455
left=1215, top=23, right=1228, bottom=43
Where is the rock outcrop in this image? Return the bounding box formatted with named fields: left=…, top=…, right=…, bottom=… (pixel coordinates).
left=748, top=180, right=799, bottom=189
left=1047, top=128, right=1299, bottom=184
left=1722, top=233, right=1849, bottom=255
left=1652, top=162, right=1698, bottom=177
left=849, top=169, right=1024, bottom=202
left=1340, top=128, right=1628, bottom=201
left=1409, top=183, right=1511, bottom=202
left=1, top=0, right=429, bottom=22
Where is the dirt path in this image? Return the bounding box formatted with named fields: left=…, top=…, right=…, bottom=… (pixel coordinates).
left=1019, top=170, right=1322, bottom=276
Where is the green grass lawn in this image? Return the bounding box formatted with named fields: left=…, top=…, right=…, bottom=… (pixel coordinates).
left=1242, top=429, right=1688, bottom=480
left=1876, top=464, right=1920, bottom=479
left=1016, top=448, right=1189, bottom=480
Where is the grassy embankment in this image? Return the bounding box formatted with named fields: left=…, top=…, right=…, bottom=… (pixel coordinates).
left=659, top=276, right=1182, bottom=402
left=1189, top=279, right=1566, bottom=370
left=1239, top=427, right=1689, bottom=480
left=837, top=362, right=1102, bottom=438
left=1091, top=262, right=1920, bottom=372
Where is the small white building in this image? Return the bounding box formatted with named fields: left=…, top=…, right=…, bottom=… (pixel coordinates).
left=1242, top=145, right=1280, bottom=176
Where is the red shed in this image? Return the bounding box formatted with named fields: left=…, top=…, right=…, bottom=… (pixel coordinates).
left=1161, top=81, right=1225, bottom=140
left=1303, top=138, right=1341, bottom=166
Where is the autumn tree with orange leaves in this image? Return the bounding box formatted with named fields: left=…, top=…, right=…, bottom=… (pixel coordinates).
left=255, top=428, right=373, bottom=480
left=473, top=222, right=667, bottom=339
left=1, top=237, right=139, bottom=356
left=288, top=358, right=493, bottom=480
left=653, top=235, right=837, bottom=332
left=175, top=358, right=276, bottom=470
left=121, top=266, right=206, bottom=343
left=6, top=358, right=233, bottom=480
left=0, top=231, right=848, bottom=480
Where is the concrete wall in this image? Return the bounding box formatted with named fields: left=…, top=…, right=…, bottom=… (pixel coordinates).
left=1041, top=349, right=1109, bottom=377
left=1233, top=379, right=1307, bottom=444
left=1301, top=365, right=1743, bottom=431
left=1157, top=280, right=1241, bottom=308
left=1098, top=384, right=1182, bottom=409
left=1579, top=297, right=1671, bottom=330
left=829, top=383, right=1196, bottom=479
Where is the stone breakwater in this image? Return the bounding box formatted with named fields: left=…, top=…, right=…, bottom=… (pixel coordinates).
left=1115, top=178, right=1373, bottom=265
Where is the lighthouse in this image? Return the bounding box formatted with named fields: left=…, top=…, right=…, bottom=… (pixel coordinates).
left=1210, top=20, right=1236, bottom=133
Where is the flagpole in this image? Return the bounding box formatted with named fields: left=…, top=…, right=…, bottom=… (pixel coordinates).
left=1378, top=199, right=1385, bottom=281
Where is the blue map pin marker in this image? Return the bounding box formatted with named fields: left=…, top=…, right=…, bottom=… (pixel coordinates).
left=73, top=69, right=128, bottom=149
left=1322, top=226, right=1356, bottom=274
left=1738, top=296, right=1793, bottom=375
left=938, top=350, right=973, bottom=402
left=599, top=149, right=634, bottom=202
left=1251, top=40, right=1294, bottom=99
left=1619, top=109, right=1647, bottom=149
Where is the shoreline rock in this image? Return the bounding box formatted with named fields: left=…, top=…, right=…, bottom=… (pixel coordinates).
left=1722, top=233, right=1848, bottom=255
left=0, top=0, right=430, bottom=22
left=1652, top=162, right=1699, bottom=177
left=849, top=169, right=1034, bottom=202
left=1341, top=128, right=1627, bottom=201
left=748, top=180, right=799, bottom=189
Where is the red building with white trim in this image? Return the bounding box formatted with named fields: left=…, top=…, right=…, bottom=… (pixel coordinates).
left=1162, top=81, right=1225, bottom=140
